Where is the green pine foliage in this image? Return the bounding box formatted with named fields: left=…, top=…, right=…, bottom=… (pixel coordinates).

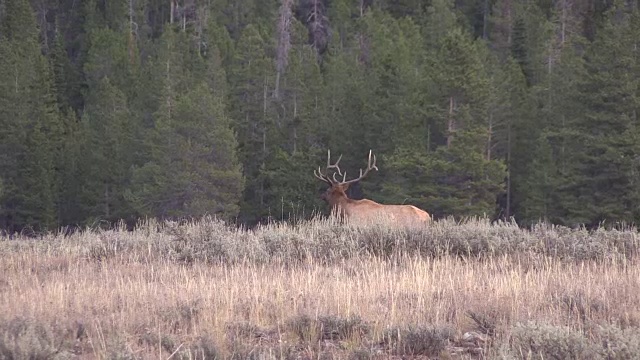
left=383, top=145, right=505, bottom=218
left=228, top=23, right=277, bottom=221
left=78, top=76, right=138, bottom=223
left=261, top=148, right=325, bottom=220
left=0, top=0, right=64, bottom=231
left=2, top=0, right=640, bottom=231
left=129, top=82, right=244, bottom=220
left=566, top=3, right=640, bottom=226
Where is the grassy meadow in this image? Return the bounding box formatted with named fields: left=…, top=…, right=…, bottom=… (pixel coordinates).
left=1, top=216, right=640, bottom=359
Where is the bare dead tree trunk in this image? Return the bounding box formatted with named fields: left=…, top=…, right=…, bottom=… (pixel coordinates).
left=506, top=2, right=512, bottom=46
left=447, top=97, right=455, bottom=148
left=548, top=42, right=554, bottom=74
left=482, top=0, right=489, bottom=40
left=307, top=0, right=327, bottom=54
left=506, top=117, right=512, bottom=219
left=128, top=0, right=137, bottom=64
left=14, top=62, right=19, bottom=93
left=426, top=123, right=431, bottom=153
left=104, top=184, right=110, bottom=219
left=39, top=0, right=48, bottom=52
left=170, top=0, right=174, bottom=24
left=487, top=112, right=493, bottom=160
left=261, top=79, right=268, bottom=206
left=292, top=92, right=298, bottom=154
left=547, top=0, right=571, bottom=72
left=196, top=5, right=208, bottom=54
left=274, top=72, right=281, bottom=99
left=561, top=0, right=567, bottom=45
left=166, top=59, right=172, bottom=118
left=561, top=114, right=566, bottom=173
left=275, top=0, right=293, bottom=98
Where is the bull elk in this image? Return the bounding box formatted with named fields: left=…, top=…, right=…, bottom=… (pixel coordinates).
left=314, top=150, right=431, bottom=225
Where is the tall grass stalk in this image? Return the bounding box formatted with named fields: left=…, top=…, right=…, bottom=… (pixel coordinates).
left=1, top=216, right=639, bottom=358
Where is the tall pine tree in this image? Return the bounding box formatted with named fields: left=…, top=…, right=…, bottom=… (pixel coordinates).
left=0, top=0, right=64, bottom=231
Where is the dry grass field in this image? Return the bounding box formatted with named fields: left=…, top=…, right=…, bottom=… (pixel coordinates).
left=1, top=216, right=640, bottom=359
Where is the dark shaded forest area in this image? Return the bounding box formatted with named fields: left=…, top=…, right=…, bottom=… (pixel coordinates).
left=0, top=0, right=639, bottom=232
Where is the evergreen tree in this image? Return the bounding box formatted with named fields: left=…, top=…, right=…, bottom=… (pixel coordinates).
left=0, top=0, right=64, bottom=231
left=278, top=19, right=324, bottom=153
left=517, top=34, right=585, bottom=225
left=83, top=26, right=140, bottom=101
left=421, top=0, right=458, bottom=49
left=321, top=10, right=424, bottom=179
left=327, top=0, right=361, bottom=48
left=360, top=10, right=425, bottom=151
left=212, top=0, right=277, bottom=40
left=228, top=24, right=277, bottom=222
left=78, top=10, right=146, bottom=225
left=3, top=0, right=640, bottom=230
left=509, top=2, right=552, bottom=86
left=384, top=138, right=505, bottom=219
left=78, top=77, right=137, bottom=223
left=128, top=25, right=244, bottom=220
left=375, top=0, right=424, bottom=19
left=484, top=55, right=531, bottom=220
left=564, top=3, right=640, bottom=225
left=56, top=110, right=85, bottom=225
left=383, top=26, right=505, bottom=218
left=129, top=83, right=244, bottom=219
left=261, top=148, right=325, bottom=221
left=260, top=18, right=329, bottom=219
left=50, top=30, right=84, bottom=113
left=487, top=0, right=515, bottom=59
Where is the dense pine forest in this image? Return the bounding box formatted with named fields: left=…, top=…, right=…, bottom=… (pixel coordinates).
left=0, top=0, right=639, bottom=232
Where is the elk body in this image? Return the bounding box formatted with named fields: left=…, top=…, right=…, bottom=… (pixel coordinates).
left=314, top=150, right=431, bottom=225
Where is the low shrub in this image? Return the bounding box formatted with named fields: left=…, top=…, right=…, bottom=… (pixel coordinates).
left=381, top=325, right=455, bottom=357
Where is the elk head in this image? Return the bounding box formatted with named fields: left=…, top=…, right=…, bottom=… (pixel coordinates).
left=313, top=149, right=378, bottom=211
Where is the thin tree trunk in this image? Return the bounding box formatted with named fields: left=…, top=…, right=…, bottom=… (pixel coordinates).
left=549, top=45, right=553, bottom=74
left=104, top=184, right=110, bottom=219
left=274, top=71, right=281, bottom=99
left=293, top=92, right=298, bottom=154
left=561, top=115, right=566, bottom=173
left=166, top=60, right=172, bottom=118
left=14, top=64, right=18, bottom=93
left=482, top=0, right=489, bottom=40
left=128, top=0, right=136, bottom=64
left=40, top=0, right=48, bottom=51
left=261, top=79, right=268, bottom=206
left=506, top=1, right=512, bottom=46
left=487, top=112, right=493, bottom=161
left=426, top=123, right=431, bottom=153
left=447, top=97, right=455, bottom=148
left=561, top=0, right=566, bottom=45
left=170, top=0, right=174, bottom=24
left=506, top=118, right=512, bottom=219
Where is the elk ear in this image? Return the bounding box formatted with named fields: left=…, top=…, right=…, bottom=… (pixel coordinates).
left=341, top=183, right=351, bottom=191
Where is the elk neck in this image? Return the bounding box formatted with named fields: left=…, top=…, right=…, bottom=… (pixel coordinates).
left=327, top=189, right=352, bottom=210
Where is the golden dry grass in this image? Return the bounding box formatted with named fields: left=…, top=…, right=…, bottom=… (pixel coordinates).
left=1, top=217, right=640, bottom=359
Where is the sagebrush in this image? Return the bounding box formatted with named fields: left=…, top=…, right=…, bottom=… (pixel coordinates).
left=1, top=216, right=639, bottom=359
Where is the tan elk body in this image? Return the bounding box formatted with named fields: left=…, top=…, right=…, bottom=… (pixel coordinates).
left=314, top=150, right=431, bottom=225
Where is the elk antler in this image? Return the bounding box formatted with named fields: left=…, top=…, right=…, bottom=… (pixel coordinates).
left=314, top=149, right=343, bottom=185
left=340, top=150, right=378, bottom=186
left=313, top=150, right=378, bottom=186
